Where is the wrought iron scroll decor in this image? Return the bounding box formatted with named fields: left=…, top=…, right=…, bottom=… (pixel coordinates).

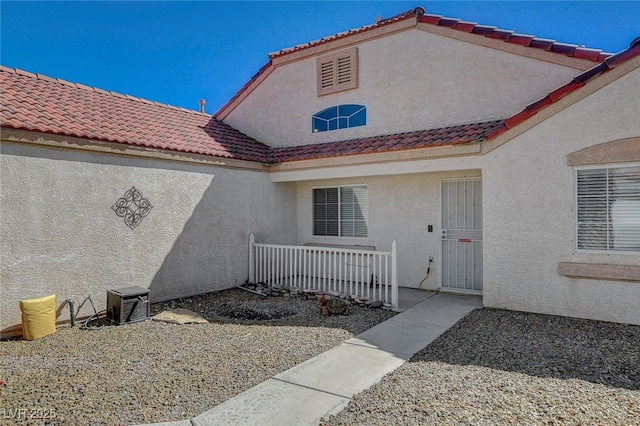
left=111, top=187, right=153, bottom=229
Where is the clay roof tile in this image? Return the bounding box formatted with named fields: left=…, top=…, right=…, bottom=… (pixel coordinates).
left=270, top=120, right=504, bottom=163
left=0, top=67, right=270, bottom=163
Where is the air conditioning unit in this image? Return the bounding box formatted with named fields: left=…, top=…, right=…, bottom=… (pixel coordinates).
left=106, top=286, right=150, bottom=325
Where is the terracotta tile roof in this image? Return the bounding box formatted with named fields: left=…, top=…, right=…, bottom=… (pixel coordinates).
left=270, top=120, right=504, bottom=163
left=0, top=66, right=270, bottom=163
left=3, top=38, right=637, bottom=167
left=268, top=7, right=424, bottom=59
left=418, top=13, right=611, bottom=62
left=486, top=41, right=640, bottom=140
left=270, top=7, right=610, bottom=62
left=216, top=6, right=610, bottom=118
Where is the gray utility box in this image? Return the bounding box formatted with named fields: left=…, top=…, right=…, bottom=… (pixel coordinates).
left=106, top=286, right=150, bottom=325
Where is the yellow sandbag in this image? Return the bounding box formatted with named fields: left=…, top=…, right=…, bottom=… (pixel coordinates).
left=20, top=294, right=56, bottom=340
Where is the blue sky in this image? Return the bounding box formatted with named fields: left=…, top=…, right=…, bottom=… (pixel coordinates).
left=2, top=2, right=638, bottom=114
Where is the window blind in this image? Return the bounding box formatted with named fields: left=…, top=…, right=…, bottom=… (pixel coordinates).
left=577, top=166, right=640, bottom=252
left=313, top=185, right=368, bottom=238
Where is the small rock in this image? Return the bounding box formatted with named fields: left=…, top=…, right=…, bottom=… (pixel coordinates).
left=369, top=301, right=383, bottom=309
left=152, top=309, right=209, bottom=325
left=327, top=299, right=349, bottom=315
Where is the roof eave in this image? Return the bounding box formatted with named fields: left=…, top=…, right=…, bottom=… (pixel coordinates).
left=1, top=127, right=271, bottom=170
left=269, top=140, right=483, bottom=174
left=416, top=21, right=608, bottom=71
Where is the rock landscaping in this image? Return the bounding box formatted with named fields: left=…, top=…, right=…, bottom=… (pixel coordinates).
left=238, top=282, right=393, bottom=312
left=4, top=287, right=636, bottom=426
left=0, top=287, right=395, bottom=425
left=321, top=309, right=640, bottom=426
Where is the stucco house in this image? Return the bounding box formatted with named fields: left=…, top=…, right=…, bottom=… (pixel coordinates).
left=2, top=7, right=639, bottom=338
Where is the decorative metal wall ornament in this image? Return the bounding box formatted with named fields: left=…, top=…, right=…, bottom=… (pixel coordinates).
left=111, top=187, right=153, bottom=229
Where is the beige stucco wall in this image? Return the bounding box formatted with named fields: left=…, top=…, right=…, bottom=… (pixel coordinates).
left=482, top=66, right=640, bottom=325
left=0, top=139, right=296, bottom=337
left=295, top=169, right=482, bottom=291
left=279, top=61, right=640, bottom=325
left=224, top=28, right=581, bottom=147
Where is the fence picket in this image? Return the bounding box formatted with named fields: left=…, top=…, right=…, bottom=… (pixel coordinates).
left=248, top=237, right=397, bottom=309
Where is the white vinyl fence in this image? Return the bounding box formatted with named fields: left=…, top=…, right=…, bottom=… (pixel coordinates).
left=248, top=234, right=398, bottom=309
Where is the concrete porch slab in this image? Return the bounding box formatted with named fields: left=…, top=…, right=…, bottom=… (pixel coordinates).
left=346, top=320, right=450, bottom=357
left=348, top=292, right=482, bottom=356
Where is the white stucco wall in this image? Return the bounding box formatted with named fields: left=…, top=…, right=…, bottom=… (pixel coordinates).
left=0, top=140, right=296, bottom=337
left=225, top=28, right=581, bottom=147
left=295, top=169, right=482, bottom=291
left=482, top=66, right=640, bottom=325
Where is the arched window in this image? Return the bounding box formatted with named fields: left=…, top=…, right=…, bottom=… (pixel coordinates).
left=312, top=104, right=366, bottom=133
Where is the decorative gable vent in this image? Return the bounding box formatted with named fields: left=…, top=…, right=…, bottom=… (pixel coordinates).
left=317, top=47, right=358, bottom=96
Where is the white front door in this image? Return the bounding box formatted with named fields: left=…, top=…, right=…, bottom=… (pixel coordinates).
left=441, top=179, right=483, bottom=293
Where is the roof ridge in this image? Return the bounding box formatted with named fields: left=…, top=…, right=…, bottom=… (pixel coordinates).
left=268, top=7, right=424, bottom=59
left=0, top=65, right=208, bottom=117
left=267, top=6, right=610, bottom=62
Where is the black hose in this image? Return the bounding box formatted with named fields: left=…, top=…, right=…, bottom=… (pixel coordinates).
left=75, top=295, right=107, bottom=331
left=418, top=258, right=433, bottom=290
left=81, top=310, right=107, bottom=331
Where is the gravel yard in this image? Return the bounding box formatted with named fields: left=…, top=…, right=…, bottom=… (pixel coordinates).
left=0, top=288, right=395, bottom=426
left=322, top=309, right=640, bottom=426
left=4, top=291, right=639, bottom=426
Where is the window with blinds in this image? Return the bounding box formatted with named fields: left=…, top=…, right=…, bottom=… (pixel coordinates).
left=577, top=166, right=640, bottom=252
left=316, top=48, right=358, bottom=96
left=313, top=185, right=368, bottom=238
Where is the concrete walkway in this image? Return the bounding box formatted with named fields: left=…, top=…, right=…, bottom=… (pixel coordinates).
left=140, top=290, right=482, bottom=426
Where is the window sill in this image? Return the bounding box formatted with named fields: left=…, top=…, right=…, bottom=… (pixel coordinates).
left=557, top=262, right=640, bottom=282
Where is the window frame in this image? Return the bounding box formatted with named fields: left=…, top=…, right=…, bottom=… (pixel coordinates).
left=316, top=47, right=358, bottom=96
left=575, top=163, right=640, bottom=254
left=312, top=184, right=369, bottom=239
left=312, top=104, right=367, bottom=133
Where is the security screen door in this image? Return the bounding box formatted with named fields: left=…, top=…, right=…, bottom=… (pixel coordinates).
left=441, top=179, right=483, bottom=293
